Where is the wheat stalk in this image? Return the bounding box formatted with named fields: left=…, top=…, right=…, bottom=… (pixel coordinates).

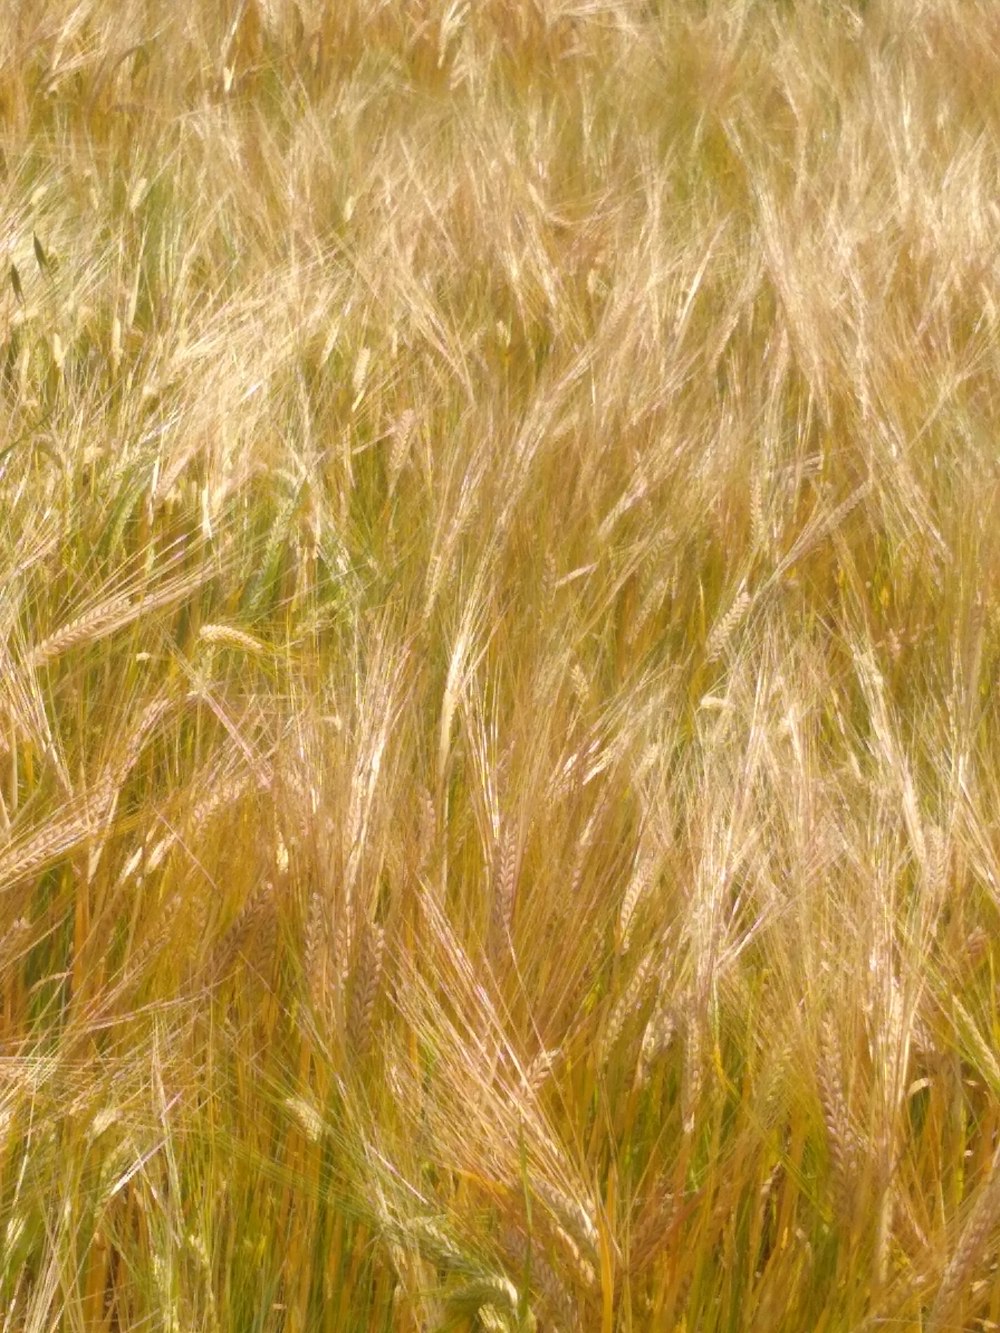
left=197, top=623, right=269, bottom=656
left=602, top=952, right=656, bottom=1059
left=489, top=822, right=519, bottom=958
left=816, top=1016, right=862, bottom=1220
left=348, top=921, right=385, bottom=1059
left=29, top=569, right=209, bottom=668
left=705, top=588, right=752, bottom=664
left=0, top=800, right=101, bottom=890
left=930, top=1145, right=1000, bottom=1330
left=618, top=850, right=654, bottom=954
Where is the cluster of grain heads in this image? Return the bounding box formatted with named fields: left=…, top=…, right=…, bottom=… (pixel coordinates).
left=0, top=0, right=996, bottom=1326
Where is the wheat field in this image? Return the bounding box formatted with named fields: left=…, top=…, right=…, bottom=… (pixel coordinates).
left=1, top=1, right=999, bottom=1329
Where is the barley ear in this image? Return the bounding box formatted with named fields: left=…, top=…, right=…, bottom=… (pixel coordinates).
left=348, top=921, right=385, bottom=1060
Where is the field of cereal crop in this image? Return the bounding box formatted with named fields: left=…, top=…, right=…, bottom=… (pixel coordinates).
left=1, top=3, right=1000, bottom=1328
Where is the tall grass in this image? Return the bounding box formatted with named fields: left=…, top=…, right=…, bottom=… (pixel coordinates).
left=1, top=0, right=999, bottom=1328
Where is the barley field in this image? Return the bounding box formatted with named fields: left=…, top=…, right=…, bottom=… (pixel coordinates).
left=1, top=1, right=999, bottom=1329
